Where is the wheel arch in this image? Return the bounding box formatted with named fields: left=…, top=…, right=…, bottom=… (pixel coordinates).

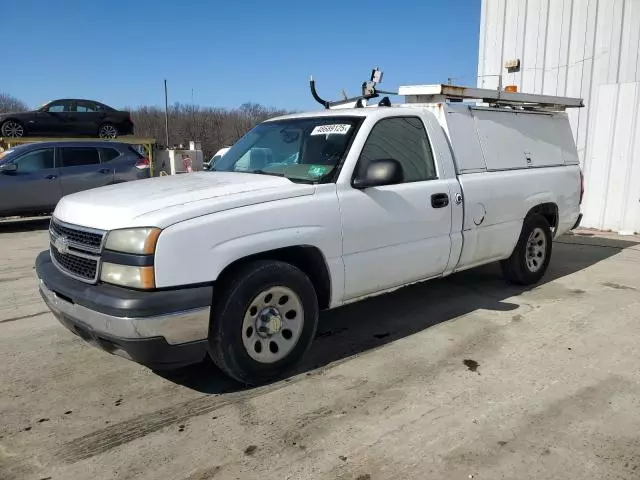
left=213, top=245, right=332, bottom=310
left=525, top=202, right=559, bottom=235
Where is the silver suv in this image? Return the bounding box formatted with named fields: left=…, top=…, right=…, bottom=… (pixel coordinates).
left=0, top=141, right=150, bottom=217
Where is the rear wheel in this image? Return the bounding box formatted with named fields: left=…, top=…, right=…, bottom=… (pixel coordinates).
left=500, top=214, right=552, bottom=285
left=1, top=120, right=25, bottom=138
left=98, top=123, right=118, bottom=139
left=208, top=260, right=319, bottom=385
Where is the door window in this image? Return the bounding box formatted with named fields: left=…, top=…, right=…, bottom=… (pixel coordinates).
left=356, top=117, right=437, bottom=183
left=76, top=101, right=97, bottom=113
left=46, top=101, right=72, bottom=113
left=99, top=148, right=121, bottom=162
left=60, top=147, right=101, bottom=167
left=13, top=149, right=55, bottom=172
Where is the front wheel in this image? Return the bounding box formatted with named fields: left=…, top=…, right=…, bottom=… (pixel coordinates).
left=1, top=120, right=25, bottom=138
left=500, top=214, right=552, bottom=285
left=98, top=123, right=118, bottom=139
left=208, top=260, right=319, bottom=385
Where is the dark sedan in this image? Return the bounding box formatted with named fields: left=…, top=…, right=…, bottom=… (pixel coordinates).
left=0, top=99, right=134, bottom=139
left=0, top=140, right=150, bottom=218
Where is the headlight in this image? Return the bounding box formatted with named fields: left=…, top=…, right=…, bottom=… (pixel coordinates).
left=105, top=227, right=161, bottom=254
left=100, top=263, right=155, bottom=289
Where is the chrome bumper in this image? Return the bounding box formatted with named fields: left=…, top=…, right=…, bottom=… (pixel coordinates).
left=39, top=279, right=210, bottom=345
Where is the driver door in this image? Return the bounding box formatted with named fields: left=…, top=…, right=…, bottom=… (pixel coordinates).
left=0, top=147, right=62, bottom=215
left=33, top=100, right=74, bottom=136
left=337, top=116, right=453, bottom=300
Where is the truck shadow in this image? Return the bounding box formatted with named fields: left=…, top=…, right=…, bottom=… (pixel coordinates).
left=0, top=217, right=50, bottom=233
left=159, top=234, right=639, bottom=393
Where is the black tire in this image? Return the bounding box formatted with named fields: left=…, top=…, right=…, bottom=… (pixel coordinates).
left=1, top=119, right=25, bottom=138
left=98, top=123, right=118, bottom=139
left=500, top=214, right=552, bottom=285
left=208, top=260, right=319, bottom=385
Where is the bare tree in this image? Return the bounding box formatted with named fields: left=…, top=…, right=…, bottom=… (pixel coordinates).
left=130, top=103, right=292, bottom=158
left=0, top=93, right=28, bottom=114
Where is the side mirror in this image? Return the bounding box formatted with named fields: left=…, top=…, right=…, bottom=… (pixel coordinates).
left=352, top=159, right=404, bottom=189
left=0, top=163, right=17, bottom=173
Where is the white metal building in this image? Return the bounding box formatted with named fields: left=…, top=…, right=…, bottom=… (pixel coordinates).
left=478, top=0, right=640, bottom=234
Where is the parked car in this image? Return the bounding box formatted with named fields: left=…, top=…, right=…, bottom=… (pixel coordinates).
left=0, top=141, right=150, bottom=217
left=203, top=146, right=230, bottom=170
left=0, top=99, right=134, bottom=139
left=35, top=85, right=583, bottom=386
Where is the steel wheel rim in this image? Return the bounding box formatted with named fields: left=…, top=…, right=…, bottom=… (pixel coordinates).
left=1, top=121, right=24, bottom=137
left=242, top=286, right=304, bottom=364
left=99, top=125, right=117, bottom=139
left=526, top=227, right=546, bottom=272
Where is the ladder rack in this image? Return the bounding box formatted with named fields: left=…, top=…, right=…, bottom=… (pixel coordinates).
left=398, top=84, right=584, bottom=111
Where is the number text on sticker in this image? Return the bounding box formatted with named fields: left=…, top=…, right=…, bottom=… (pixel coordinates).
left=310, top=124, right=351, bottom=136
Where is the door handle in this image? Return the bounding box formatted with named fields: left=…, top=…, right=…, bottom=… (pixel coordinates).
left=45, top=174, right=58, bottom=180
left=98, top=168, right=111, bottom=174
left=431, top=193, right=449, bottom=208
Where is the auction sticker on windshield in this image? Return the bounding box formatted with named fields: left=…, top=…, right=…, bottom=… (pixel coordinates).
left=310, top=124, right=351, bottom=135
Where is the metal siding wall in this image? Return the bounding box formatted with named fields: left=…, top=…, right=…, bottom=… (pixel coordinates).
left=584, top=83, right=640, bottom=233
left=478, top=0, right=640, bottom=233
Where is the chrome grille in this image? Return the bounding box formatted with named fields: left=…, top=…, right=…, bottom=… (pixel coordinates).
left=51, top=247, right=98, bottom=281
left=49, top=218, right=105, bottom=283
left=50, top=219, right=103, bottom=251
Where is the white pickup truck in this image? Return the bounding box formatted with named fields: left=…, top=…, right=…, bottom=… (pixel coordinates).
left=36, top=83, right=584, bottom=385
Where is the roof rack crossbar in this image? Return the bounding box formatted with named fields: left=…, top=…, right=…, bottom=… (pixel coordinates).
left=398, top=84, right=584, bottom=110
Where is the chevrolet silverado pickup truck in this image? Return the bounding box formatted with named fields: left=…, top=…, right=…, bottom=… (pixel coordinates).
left=36, top=81, right=584, bottom=385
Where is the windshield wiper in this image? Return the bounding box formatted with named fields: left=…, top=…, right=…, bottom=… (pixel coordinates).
left=247, top=169, right=286, bottom=177
left=246, top=169, right=315, bottom=184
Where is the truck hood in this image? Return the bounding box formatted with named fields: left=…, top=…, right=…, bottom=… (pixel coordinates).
left=53, top=172, right=315, bottom=230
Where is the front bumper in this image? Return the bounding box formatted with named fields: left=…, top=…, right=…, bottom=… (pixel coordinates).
left=36, top=250, right=212, bottom=369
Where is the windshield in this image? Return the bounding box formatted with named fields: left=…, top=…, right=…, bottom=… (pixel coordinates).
left=212, top=117, right=362, bottom=183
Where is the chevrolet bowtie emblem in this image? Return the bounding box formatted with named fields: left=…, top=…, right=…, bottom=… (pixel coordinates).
left=54, top=235, right=71, bottom=255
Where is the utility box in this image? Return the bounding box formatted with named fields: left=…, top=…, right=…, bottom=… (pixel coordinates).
left=153, top=142, right=204, bottom=175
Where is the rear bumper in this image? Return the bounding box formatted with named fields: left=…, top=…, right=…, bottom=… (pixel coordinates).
left=36, top=250, right=211, bottom=369
left=119, top=121, right=135, bottom=135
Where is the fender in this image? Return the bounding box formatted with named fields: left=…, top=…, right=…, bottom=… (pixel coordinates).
left=153, top=189, right=345, bottom=304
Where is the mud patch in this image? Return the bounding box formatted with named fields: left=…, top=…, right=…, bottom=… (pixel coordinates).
left=463, top=359, right=479, bottom=373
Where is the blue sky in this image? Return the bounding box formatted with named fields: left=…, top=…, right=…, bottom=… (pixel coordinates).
left=3, top=0, right=481, bottom=111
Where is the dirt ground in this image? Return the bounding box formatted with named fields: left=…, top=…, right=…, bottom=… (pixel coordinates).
left=1, top=217, right=639, bottom=480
